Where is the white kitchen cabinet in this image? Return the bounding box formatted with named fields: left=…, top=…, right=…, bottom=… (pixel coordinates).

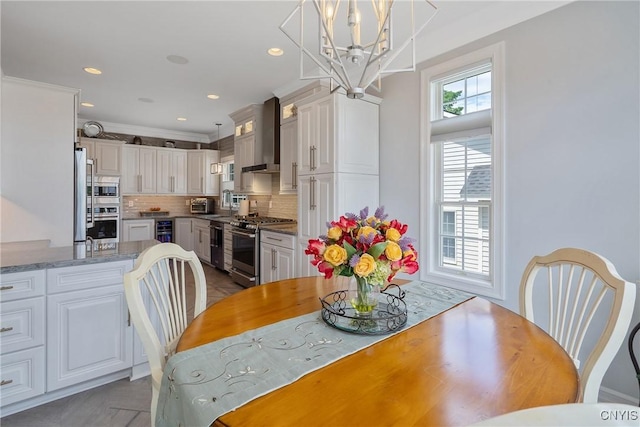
left=297, top=92, right=380, bottom=176
left=175, top=218, right=194, bottom=252
left=157, top=148, right=187, bottom=194
left=187, top=150, right=220, bottom=195
left=0, top=270, right=46, bottom=406
left=296, top=173, right=379, bottom=277
left=193, top=219, right=211, bottom=264
left=78, top=138, right=123, bottom=176
left=46, top=261, right=133, bottom=392
left=122, top=219, right=155, bottom=242
left=260, top=230, right=297, bottom=285
left=279, top=120, right=297, bottom=194
left=230, top=104, right=271, bottom=195
left=121, top=145, right=156, bottom=194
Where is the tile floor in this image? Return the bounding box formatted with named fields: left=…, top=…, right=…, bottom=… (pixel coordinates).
left=0, top=264, right=245, bottom=427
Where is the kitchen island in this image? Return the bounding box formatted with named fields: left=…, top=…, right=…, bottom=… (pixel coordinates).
left=0, top=239, right=159, bottom=417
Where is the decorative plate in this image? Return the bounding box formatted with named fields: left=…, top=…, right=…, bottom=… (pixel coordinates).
left=82, top=121, right=104, bottom=138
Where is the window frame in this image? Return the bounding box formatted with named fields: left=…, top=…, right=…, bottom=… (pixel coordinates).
left=420, top=42, right=505, bottom=300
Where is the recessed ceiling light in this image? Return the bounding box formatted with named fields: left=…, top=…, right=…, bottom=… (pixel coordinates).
left=177, top=117, right=187, bottom=121
left=138, top=97, right=154, bottom=103
left=267, top=48, right=284, bottom=57
left=80, top=102, right=94, bottom=107
left=83, top=67, right=102, bottom=75
left=167, top=55, right=189, bottom=65
left=207, top=94, right=220, bottom=100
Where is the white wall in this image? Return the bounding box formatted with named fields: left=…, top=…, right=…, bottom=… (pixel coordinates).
left=380, top=1, right=640, bottom=402
left=1, top=78, right=78, bottom=247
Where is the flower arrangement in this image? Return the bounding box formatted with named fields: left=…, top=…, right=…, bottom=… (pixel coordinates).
left=305, top=206, right=419, bottom=287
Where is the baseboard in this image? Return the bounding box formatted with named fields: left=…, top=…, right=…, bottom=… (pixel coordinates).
left=599, top=386, right=639, bottom=405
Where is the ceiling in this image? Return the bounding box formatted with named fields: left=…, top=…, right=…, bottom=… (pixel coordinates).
left=1, top=1, right=571, bottom=142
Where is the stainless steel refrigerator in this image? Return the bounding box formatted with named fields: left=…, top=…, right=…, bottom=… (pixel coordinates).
left=74, top=147, right=94, bottom=243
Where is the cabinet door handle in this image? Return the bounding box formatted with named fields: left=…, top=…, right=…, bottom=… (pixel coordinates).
left=1, top=379, right=13, bottom=386
left=201, top=177, right=204, bottom=193
left=310, top=176, right=316, bottom=210
left=0, top=286, right=14, bottom=291
left=0, top=327, right=14, bottom=333
left=292, top=162, right=298, bottom=189
left=309, top=147, right=313, bottom=171
left=272, top=249, right=277, bottom=270
left=127, top=310, right=131, bottom=327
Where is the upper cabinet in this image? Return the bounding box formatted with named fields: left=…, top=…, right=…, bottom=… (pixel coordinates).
left=297, top=92, right=380, bottom=176
left=187, top=150, right=220, bottom=195
left=156, top=147, right=187, bottom=194
left=78, top=138, right=123, bottom=176
left=121, top=145, right=157, bottom=194
left=229, top=104, right=271, bottom=195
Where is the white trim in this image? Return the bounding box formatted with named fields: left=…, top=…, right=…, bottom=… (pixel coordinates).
left=420, top=42, right=505, bottom=300
left=2, top=75, right=79, bottom=95
left=77, top=118, right=211, bottom=144
left=598, top=386, right=639, bottom=405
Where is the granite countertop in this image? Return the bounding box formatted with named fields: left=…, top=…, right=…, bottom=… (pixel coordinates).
left=122, top=214, right=235, bottom=223
left=0, top=240, right=159, bottom=273
left=260, top=224, right=298, bottom=236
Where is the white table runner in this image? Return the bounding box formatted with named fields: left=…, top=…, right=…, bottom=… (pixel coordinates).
left=156, top=281, right=474, bottom=427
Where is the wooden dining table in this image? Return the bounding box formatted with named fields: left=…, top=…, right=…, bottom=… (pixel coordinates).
left=177, top=276, right=580, bottom=426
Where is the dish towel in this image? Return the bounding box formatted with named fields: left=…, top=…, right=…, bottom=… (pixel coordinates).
left=156, top=281, right=474, bottom=427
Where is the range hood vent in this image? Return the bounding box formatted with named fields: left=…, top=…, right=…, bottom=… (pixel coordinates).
left=241, top=97, right=280, bottom=174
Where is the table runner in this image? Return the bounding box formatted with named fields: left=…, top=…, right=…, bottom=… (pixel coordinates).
left=156, top=281, right=474, bottom=427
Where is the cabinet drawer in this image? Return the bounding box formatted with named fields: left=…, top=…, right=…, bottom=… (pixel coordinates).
left=0, top=297, right=45, bottom=354
left=47, top=260, right=132, bottom=294
left=0, top=346, right=45, bottom=406
left=0, top=270, right=45, bottom=302
left=260, top=231, right=296, bottom=250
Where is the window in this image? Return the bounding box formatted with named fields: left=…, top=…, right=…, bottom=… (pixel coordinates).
left=219, top=157, right=247, bottom=209
left=421, top=43, right=504, bottom=299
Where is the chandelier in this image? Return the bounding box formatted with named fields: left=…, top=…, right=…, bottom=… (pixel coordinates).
left=280, top=0, right=438, bottom=99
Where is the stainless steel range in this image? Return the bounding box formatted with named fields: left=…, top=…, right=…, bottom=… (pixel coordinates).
left=229, top=216, right=296, bottom=287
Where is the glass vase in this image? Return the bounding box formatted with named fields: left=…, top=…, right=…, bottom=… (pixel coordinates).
left=349, top=275, right=379, bottom=316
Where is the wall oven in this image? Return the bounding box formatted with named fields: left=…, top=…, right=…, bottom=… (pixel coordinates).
left=87, top=205, right=120, bottom=244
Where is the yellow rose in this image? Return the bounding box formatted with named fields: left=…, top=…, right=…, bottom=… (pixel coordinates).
left=357, top=226, right=377, bottom=240
left=323, top=244, right=348, bottom=267
left=385, top=241, right=402, bottom=261
left=327, top=226, right=343, bottom=240
left=353, top=253, right=376, bottom=277
left=385, top=228, right=401, bottom=242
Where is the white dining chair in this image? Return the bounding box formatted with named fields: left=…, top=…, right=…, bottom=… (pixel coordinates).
left=469, top=403, right=640, bottom=426
left=519, top=248, right=636, bottom=403
left=123, top=243, right=207, bottom=427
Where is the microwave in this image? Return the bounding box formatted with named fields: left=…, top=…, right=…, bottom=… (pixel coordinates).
left=190, top=198, right=213, bottom=214
left=88, top=176, right=120, bottom=204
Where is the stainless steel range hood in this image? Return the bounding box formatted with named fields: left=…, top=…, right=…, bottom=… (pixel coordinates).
left=241, top=97, right=280, bottom=174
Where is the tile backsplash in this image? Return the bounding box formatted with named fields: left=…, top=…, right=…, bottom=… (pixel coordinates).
left=122, top=195, right=195, bottom=218
left=122, top=177, right=297, bottom=220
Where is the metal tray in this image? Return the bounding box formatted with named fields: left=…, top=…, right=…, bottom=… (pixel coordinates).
left=319, top=284, right=408, bottom=335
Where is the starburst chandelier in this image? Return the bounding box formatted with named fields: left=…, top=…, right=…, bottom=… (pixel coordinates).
left=280, top=0, right=438, bottom=99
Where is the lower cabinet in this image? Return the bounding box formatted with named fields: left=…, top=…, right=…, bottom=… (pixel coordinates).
left=46, top=261, right=133, bottom=392
left=122, top=219, right=155, bottom=242
left=259, top=231, right=297, bottom=285
left=1, top=261, right=139, bottom=416
left=175, top=218, right=194, bottom=252
left=175, top=218, right=211, bottom=264
left=193, top=219, right=211, bottom=264
left=0, top=270, right=47, bottom=407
